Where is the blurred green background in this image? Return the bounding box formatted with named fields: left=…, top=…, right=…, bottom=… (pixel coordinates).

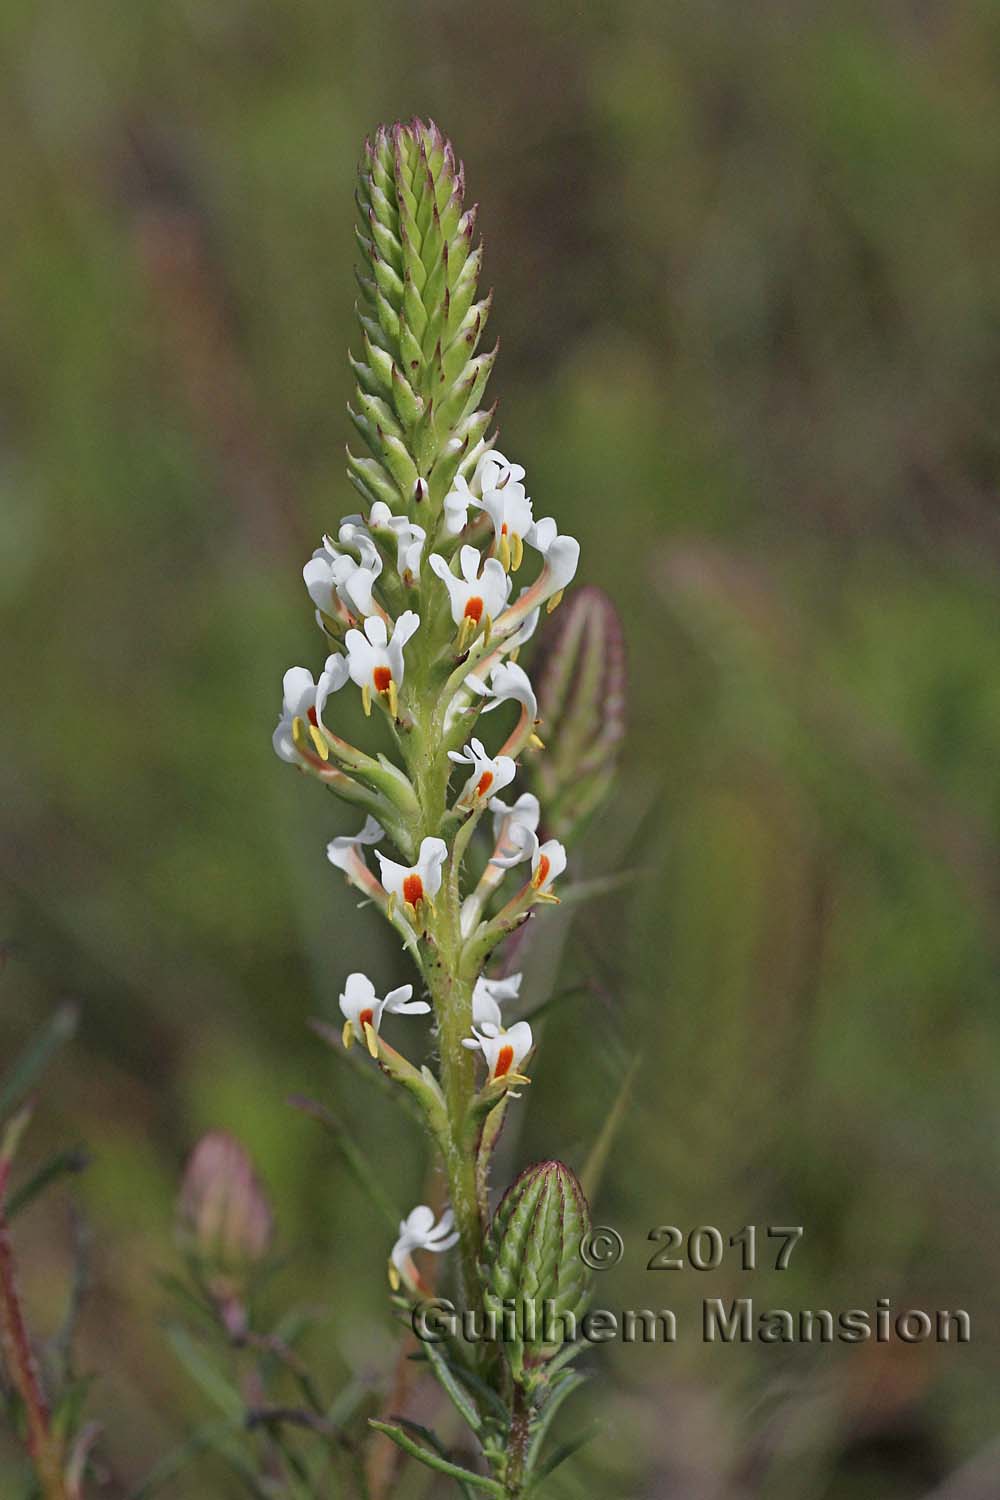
left=2, top=1, right=999, bottom=1495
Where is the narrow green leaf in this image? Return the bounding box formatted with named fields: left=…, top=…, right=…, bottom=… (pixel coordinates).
left=368, top=1420, right=504, bottom=1495
left=579, top=1055, right=640, bottom=1204
left=530, top=1420, right=600, bottom=1487
left=0, top=1004, right=79, bottom=1121
left=166, top=1326, right=244, bottom=1422
left=420, top=1337, right=483, bottom=1432
left=525, top=1372, right=587, bottom=1475
left=288, top=1094, right=399, bottom=1231
left=7, top=1147, right=89, bottom=1221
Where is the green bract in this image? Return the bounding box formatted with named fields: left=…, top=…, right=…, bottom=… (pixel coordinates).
left=350, top=119, right=496, bottom=518
left=483, top=1159, right=592, bottom=1382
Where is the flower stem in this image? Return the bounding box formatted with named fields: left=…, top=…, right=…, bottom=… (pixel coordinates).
left=503, top=1384, right=531, bottom=1496
left=426, top=908, right=483, bottom=1315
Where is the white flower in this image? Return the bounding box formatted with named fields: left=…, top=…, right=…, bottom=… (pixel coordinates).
left=458, top=794, right=541, bottom=940
left=304, top=524, right=383, bottom=620
left=273, top=657, right=349, bottom=764
left=447, top=737, right=516, bottom=808
left=429, top=546, right=511, bottom=640
left=442, top=450, right=527, bottom=532
left=478, top=485, right=533, bottom=571
left=326, top=814, right=383, bottom=872
left=442, top=451, right=533, bottom=568
left=325, top=815, right=387, bottom=906
left=443, top=474, right=476, bottom=536
left=376, top=835, right=448, bottom=918
left=467, top=661, right=537, bottom=724
left=338, top=971, right=430, bottom=1054
left=489, top=791, right=541, bottom=843
left=487, top=793, right=542, bottom=869
left=472, top=972, right=522, bottom=1029
left=531, top=837, right=567, bottom=894
left=526, top=517, right=580, bottom=596
left=477, top=449, right=526, bottom=494
left=462, top=1019, right=533, bottom=1084
left=488, top=826, right=567, bottom=899
left=345, top=611, right=420, bottom=716
left=505, top=597, right=541, bottom=649
left=369, top=503, right=426, bottom=584
left=389, top=1204, right=459, bottom=1290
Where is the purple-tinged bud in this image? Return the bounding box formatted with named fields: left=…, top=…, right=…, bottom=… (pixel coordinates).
left=176, top=1132, right=273, bottom=1308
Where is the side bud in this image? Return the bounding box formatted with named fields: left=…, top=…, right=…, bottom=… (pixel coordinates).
left=176, top=1131, right=274, bottom=1324
left=529, top=586, right=626, bottom=840
left=482, top=1160, right=591, bottom=1385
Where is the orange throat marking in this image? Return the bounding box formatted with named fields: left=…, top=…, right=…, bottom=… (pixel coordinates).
left=373, top=666, right=392, bottom=693
left=494, top=1044, right=515, bottom=1079
left=403, top=874, right=424, bottom=908
left=464, top=597, right=484, bottom=623
left=534, top=854, right=551, bottom=888
left=476, top=771, right=494, bottom=798
left=359, top=1008, right=374, bottom=1030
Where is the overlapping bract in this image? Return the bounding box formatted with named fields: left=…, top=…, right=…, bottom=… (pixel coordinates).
left=349, top=119, right=496, bottom=517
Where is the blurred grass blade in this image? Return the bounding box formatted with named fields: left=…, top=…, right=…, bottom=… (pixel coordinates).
left=288, top=1093, right=399, bottom=1230
left=0, top=1004, right=79, bottom=1122
left=129, top=1418, right=271, bottom=1500
left=530, top=586, right=626, bottom=841
left=166, top=1326, right=244, bottom=1421
left=579, top=1054, right=640, bottom=1203
left=7, top=1148, right=89, bottom=1222
left=531, top=1420, right=600, bottom=1486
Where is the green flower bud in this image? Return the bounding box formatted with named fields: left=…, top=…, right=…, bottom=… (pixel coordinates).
left=529, top=586, right=626, bottom=840
left=350, top=119, right=496, bottom=516
left=176, top=1132, right=274, bottom=1309
left=482, top=1160, right=591, bottom=1382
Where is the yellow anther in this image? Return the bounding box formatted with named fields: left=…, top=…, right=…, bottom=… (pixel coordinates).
left=292, top=716, right=310, bottom=754
left=387, top=679, right=399, bottom=718
left=456, top=616, right=474, bottom=654
left=535, top=891, right=561, bottom=905
left=483, top=614, right=493, bottom=646
left=546, top=589, right=564, bottom=614
left=342, top=1019, right=354, bottom=1049
left=498, top=533, right=511, bottom=572
left=309, top=724, right=329, bottom=761
left=362, top=684, right=372, bottom=717
left=511, top=533, right=524, bottom=570
left=363, top=1021, right=379, bottom=1059
left=509, top=648, right=521, bottom=664
left=385, top=892, right=397, bottom=922
left=529, top=732, right=545, bottom=750
left=388, top=1260, right=401, bottom=1291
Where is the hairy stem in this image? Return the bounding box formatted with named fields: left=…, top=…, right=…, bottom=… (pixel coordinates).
left=504, top=1384, right=531, bottom=1496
